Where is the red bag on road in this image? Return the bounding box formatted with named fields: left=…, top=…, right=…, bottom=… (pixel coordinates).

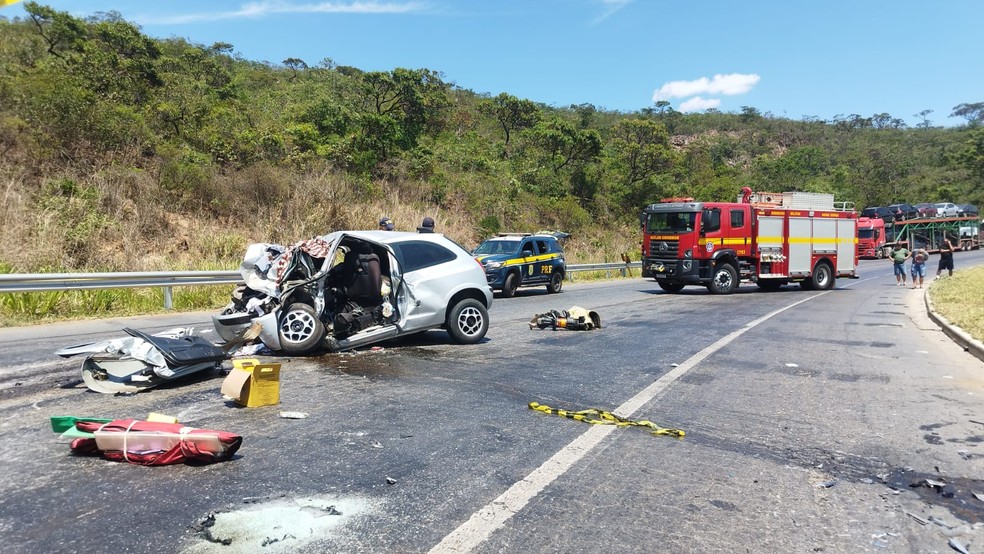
left=70, top=419, right=242, bottom=466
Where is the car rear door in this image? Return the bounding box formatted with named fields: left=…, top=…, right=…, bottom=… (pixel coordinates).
left=390, top=239, right=464, bottom=330
left=532, top=239, right=554, bottom=283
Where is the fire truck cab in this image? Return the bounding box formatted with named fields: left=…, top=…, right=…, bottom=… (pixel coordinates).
left=641, top=188, right=858, bottom=294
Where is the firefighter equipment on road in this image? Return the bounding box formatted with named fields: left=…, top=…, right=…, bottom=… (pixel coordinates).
left=529, top=306, right=601, bottom=330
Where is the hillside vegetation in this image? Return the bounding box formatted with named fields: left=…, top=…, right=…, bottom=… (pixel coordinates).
left=1, top=1, right=983, bottom=284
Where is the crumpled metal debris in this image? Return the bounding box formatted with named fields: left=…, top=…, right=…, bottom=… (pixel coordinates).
left=949, top=538, right=970, bottom=554
left=529, top=306, right=601, bottom=331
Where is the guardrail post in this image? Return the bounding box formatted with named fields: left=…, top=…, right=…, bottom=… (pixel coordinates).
left=164, top=286, right=173, bottom=310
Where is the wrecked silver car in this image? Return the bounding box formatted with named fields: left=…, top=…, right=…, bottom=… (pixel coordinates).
left=213, top=231, right=493, bottom=355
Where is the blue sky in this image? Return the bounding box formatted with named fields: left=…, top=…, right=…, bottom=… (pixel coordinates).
left=3, top=0, right=982, bottom=127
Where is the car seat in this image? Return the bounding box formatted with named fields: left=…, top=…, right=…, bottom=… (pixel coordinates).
left=343, top=243, right=383, bottom=308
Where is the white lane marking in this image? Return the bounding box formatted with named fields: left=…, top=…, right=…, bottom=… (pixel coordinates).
left=430, top=292, right=828, bottom=553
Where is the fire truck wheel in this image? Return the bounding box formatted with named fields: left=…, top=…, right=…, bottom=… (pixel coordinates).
left=501, top=272, right=519, bottom=298
left=707, top=263, right=737, bottom=294
left=658, top=281, right=686, bottom=293
left=810, top=261, right=835, bottom=290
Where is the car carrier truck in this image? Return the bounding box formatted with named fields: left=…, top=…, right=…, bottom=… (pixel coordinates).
left=880, top=215, right=980, bottom=254
left=640, top=188, right=858, bottom=294
left=857, top=216, right=888, bottom=258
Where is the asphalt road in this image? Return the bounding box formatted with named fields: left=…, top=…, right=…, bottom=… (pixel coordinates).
left=0, top=253, right=982, bottom=553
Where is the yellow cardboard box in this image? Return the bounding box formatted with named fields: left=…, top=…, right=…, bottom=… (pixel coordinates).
left=220, top=358, right=281, bottom=407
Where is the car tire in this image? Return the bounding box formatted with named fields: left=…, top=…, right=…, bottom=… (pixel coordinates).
left=446, top=298, right=489, bottom=344
left=657, top=281, right=685, bottom=293
left=546, top=272, right=563, bottom=294
left=707, top=263, right=737, bottom=294
left=278, top=303, right=325, bottom=355
left=501, top=272, right=518, bottom=298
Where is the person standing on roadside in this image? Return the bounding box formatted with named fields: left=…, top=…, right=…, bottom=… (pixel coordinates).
left=379, top=217, right=395, bottom=231
left=936, top=235, right=955, bottom=278
left=910, top=244, right=929, bottom=289
left=417, top=216, right=435, bottom=233
left=889, top=241, right=910, bottom=286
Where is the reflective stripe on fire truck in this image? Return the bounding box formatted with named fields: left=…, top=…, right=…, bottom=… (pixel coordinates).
left=698, top=238, right=750, bottom=246
left=754, top=236, right=855, bottom=244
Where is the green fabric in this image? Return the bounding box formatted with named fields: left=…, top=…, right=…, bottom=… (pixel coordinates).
left=50, top=416, right=112, bottom=438
left=891, top=247, right=909, bottom=263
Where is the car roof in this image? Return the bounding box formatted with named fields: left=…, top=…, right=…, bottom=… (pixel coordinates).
left=483, top=234, right=559, bottom=242
left=318, top=230, right=464, bottom=249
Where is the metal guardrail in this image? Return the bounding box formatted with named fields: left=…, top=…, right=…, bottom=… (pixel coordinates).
left=0, top=271, right=242, bottom=310
left=0, top=262, right=643, bottom=309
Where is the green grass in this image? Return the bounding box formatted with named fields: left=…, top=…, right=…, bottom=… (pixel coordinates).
left=0, top=286, right=229, bottom=327
left=928, top=266, right=984, bottom=342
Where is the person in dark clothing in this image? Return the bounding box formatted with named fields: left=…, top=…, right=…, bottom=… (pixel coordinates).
left=936, top=236, right=955, bottom=278
left=417, top=216, right=435, bottom=233
left=379, top=217, right=395, bottom=231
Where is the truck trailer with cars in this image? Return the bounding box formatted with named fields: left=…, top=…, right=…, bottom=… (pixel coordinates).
left=872, top=215, right=980, bottom=256
left=640, top=188, right=858, bottom=294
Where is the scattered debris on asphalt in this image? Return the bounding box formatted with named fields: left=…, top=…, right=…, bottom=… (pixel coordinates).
left=279, top=411, right=309, bottom=419
left=56, top=327, right=228, bottom=394
left=528, top=401, right=684, bottom=438
left=221, top=359, right=281, bottom=407
left=68, top=418, right=242, bottom=465
left=529, top=306, right=601, bottom=331
left=905, top=512, right=929, bottom=525
left=948, top=538, right=971, bottom=554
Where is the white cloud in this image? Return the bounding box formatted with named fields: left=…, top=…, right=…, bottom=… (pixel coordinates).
left=590, top=0, right=633, bottom=25
left=139, top=1, right=425, bottom=25
left=652, top=73, right=760, bottom=102
left=679, top=97, right=721, bottom=112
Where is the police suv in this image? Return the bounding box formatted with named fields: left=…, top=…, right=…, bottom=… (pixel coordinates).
left=473, top=233, right=566, bottom=297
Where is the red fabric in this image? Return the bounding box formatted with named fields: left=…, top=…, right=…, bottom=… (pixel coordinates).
left=70, top=419, right=242, bottom=466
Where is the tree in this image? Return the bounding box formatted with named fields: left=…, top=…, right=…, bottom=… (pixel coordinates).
left=360, top=68, right=452, bottom=151
left=951, top=102, right=984, bottom=127
left=524, top=119, right=601, bottom=174
left=871, top=113, right=906, bottom=130
left=608, top=118, right=674, bottom=185
left=739, top=106, right=762, bottom=123
left=960, top=128, right=984, bottom=180
left=282, top=57, right=307, bottom=81
left=23, top=1, right=86, bottom=60
left=914, top=109, right=933, bottom=129
left=477, top=93, right=541, bottom=158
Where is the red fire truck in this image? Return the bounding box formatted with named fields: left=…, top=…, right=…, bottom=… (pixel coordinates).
left=640, top=188, right=859, bottom=294
left=857, top=216, right=887, bottom=258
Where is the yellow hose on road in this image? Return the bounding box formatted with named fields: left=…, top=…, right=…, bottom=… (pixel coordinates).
left=529, top=401, right=684, bottom=438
